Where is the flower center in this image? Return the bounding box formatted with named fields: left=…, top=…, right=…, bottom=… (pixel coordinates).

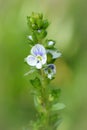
left=37, top=55, right=42, bottom=62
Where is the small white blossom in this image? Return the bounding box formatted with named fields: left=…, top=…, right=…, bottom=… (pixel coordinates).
left=37, top=29, right=41, bottom=33
left=44, top=64, right=56, bottom=79
left=28, top=35, right=33, bottom=41
left=48, top=41, right=55, bottom=46
left=47, top=49, right=61, bottom=59
left=25, top=44, right=47, bottom=69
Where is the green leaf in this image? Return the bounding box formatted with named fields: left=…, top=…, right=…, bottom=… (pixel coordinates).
left=49, top=89, right=61, bottom=102
left=30, top=77, right=41, bottom=89
left=43, top=19, right=49, bottom=29
left=54, top=118, right=62, bottom=129
left=51, top=103, right=65, bottom=111
left=51, top=88, right=61, bottom=100
left=33, top=30, right=47, bottom=41
left=34, top=95, right=47, bottom=114
left=36, top=19, right=43, bottom=28
left=24, top=69, right=35, bottom=76
left=34, top=95, right=41, bottom=108
left=40, top=30, right=47, bottom=38
left=47, top=52, right=53, bottom=64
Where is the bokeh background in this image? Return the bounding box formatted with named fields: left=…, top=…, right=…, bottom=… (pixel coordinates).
left=0, top=0, right=87, bottom=130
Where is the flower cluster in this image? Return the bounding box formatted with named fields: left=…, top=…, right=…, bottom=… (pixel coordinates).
left=25, top=13, right=61, bottom=79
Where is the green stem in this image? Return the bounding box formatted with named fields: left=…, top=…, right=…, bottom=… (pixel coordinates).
left=38, top=69, right=51, bottom=130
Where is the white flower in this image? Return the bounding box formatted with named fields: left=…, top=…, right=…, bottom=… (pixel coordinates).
left=25, top=44, right=47, bottom=69
left=44, top=64, right=56, bottom=79
left=48, top=41, right=55, bottom=46
left=37, top=29, right=41, bottom=33
left=28, top=35, right=33, bottom=41
left=47, top=49, right=61, bottom=59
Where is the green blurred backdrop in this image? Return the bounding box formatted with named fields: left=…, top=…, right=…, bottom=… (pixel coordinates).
left=0, top=0, right=87, bottom=130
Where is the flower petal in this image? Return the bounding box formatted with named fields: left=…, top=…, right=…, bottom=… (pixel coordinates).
left=36, top=62, right=42, bottom=69
left=47, top=49, right=61, bottom=59
left=42, top=54, right=47, bottom=65
left=25, top=55, right=37, bottom=66
left=31, top=44, right=46, bottom=56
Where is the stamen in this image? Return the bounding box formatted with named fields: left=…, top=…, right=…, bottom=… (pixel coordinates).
left=37, top=55, right=42, bottom=61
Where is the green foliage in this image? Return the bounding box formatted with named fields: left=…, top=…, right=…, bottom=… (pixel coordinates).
left=51, top=103, right=65, bottom=111
left=27, top=12, right=49, bottom=43
left=30, top=77, right=41, bottom=89
left=49, top=88, right=61, bottom=102
left=47, top=52, right=53, bottom=64
left=27, top=13, right=49, bottom=31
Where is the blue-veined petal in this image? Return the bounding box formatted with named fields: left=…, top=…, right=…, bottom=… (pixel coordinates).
left=25, top=55, right=37, bottom=66
left=42, top=54, right=47, bottom=65
left=31, top=44, right=46, bottom=56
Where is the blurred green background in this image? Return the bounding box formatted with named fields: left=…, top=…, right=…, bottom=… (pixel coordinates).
left=0, top=0, right=87, bottom=130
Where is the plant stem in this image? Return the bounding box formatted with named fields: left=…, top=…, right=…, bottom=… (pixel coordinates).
left=38, top=69, right=51, bottom=130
